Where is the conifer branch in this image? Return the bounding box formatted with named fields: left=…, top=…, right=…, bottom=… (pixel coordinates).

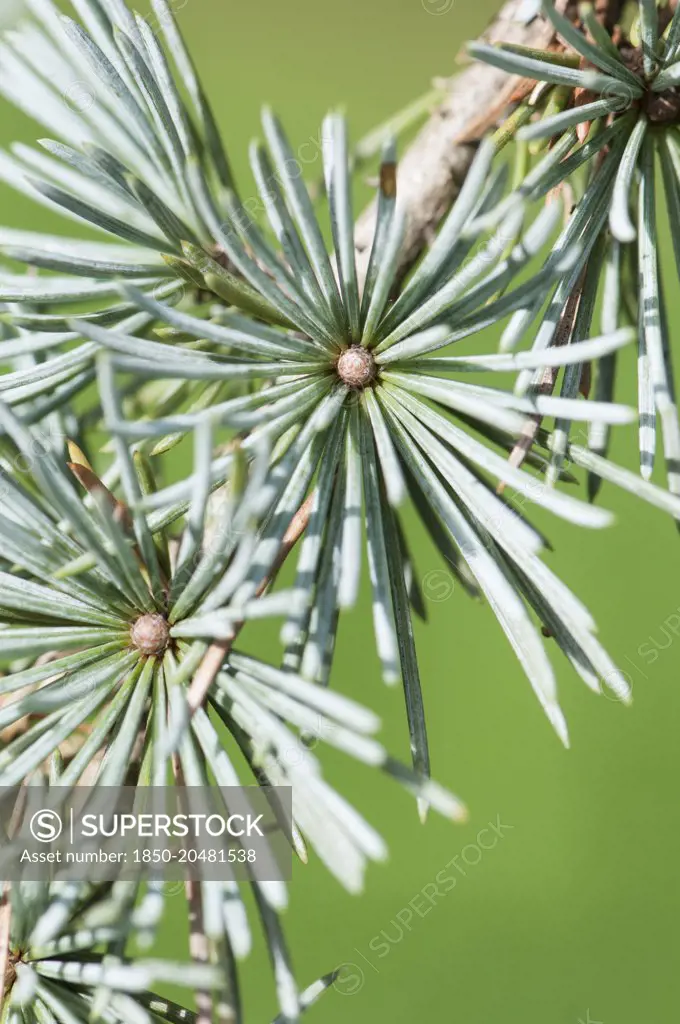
left=353, top=0, right=619, bottom=285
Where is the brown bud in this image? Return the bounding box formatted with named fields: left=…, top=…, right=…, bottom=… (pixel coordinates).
left=336, top=346, right=375, bottom=389
left=130, top=613, right=169, bottom=656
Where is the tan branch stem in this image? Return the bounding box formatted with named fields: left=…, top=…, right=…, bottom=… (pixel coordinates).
left=185, top=493, right=315, bottom=715
left=353, top=0, right=620, bottom=287
left=170, top=758, right=213, bottom=1024
left=0, top=885, right=13, bottom=1014
left=502, top=264, right=586, bottom=481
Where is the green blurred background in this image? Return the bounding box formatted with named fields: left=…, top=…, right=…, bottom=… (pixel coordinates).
left=1, top=0, right=678, bottom=1021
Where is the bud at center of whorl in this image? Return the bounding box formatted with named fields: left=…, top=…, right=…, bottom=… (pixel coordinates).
left=336, top=346, right=376, bottom=388
left=130, top=613, right=169, bottom=656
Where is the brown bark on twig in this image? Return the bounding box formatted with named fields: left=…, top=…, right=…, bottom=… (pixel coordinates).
left=185, top=493, right=315, bottom=716
left=501, top=270, right=585, bottom=482
left=170, top=757, right=215, bottom=1024
left=0, top=885, right=12, bottom=1012
left=353, top=0, right=622, bottom=287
